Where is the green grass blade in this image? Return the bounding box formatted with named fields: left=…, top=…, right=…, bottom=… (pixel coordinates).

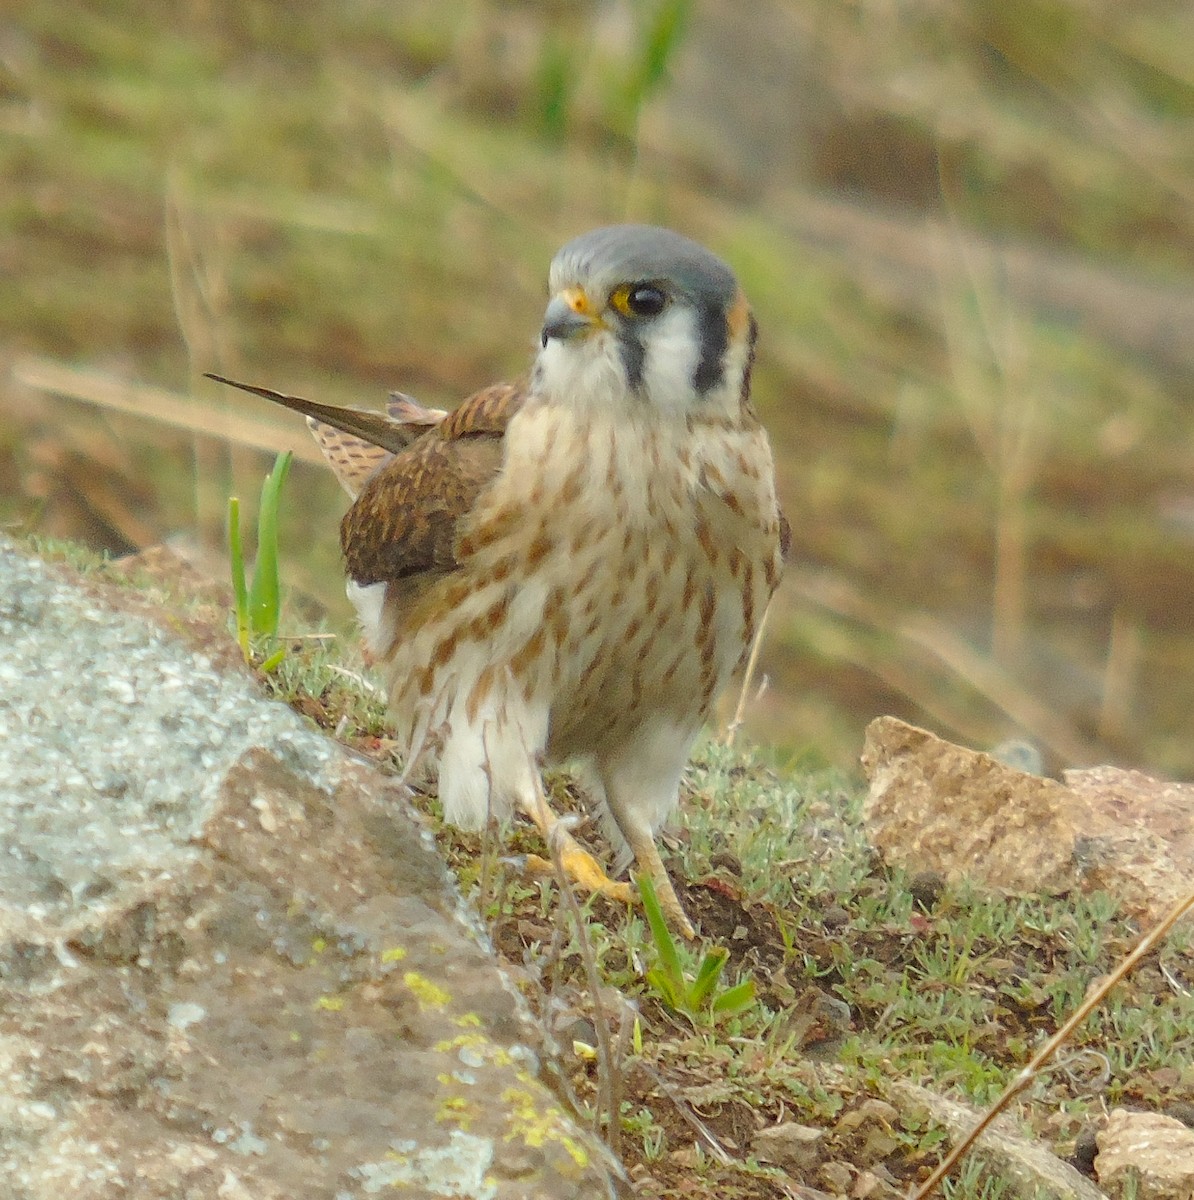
left=248, top=451, right=292, bottom=640
left=711, top=978, right=756, bottom=1018
left=227, top=495, right=250, bottom=661
left=535, top=33, right=575, bottom=140
left=688, top=946, right=729, bottom=1008
left=637, top=872, right=686, bottom=988
left=645, top=966, right=683, bottom=1011
left=258, top=646, right=287, bottom=673
left=637, top=0, right=691, bottom=98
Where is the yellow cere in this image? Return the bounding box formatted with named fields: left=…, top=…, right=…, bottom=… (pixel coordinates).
left=560, top=285, right=595, bottom=316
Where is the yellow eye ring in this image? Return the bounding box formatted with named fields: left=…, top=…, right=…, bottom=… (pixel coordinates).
left=609, top=283, right=668, bottom=318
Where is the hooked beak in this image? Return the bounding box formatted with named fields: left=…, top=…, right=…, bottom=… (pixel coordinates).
left=541, top=286, right=604, bottom=347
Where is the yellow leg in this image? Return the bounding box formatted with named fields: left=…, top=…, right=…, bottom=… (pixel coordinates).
left=515, top=776, right=695, bottom=937
left=518, top=793, right=636, bottom=907
left=623, top=823, right=695, bottom=940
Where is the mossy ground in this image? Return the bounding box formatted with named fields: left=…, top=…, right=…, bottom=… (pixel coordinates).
left=43, top=530, right=1178, bottom=1200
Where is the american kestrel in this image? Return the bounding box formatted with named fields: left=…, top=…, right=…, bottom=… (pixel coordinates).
left=209, top=224, right=788, bottom=937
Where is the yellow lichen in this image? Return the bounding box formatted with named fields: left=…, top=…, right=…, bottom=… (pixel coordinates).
left=434, top=1034, right=473, bottom=1054
left=432, top=1032, right=514, bottom=1067
left=404, top=971, right=451, bottom=1010
left=501, top=1087, right=590, bottom=1169
left=380, top=946, right=408, bottom=964
left=314, top=994, right=345, bottom=1012
left=436, top=1094, right=480, bottom=1130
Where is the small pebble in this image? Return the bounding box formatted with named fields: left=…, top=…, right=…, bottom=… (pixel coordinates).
left=708, top=850, right=742, bottom=877
left=908, top=871, right=946, bottom=911
left=1070, top=1125, right=1099, bottom=1176
left=822, top=905, right=849, bottom=931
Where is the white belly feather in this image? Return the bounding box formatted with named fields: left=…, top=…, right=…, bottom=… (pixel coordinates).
left=376, top=400, right=781, bottom=835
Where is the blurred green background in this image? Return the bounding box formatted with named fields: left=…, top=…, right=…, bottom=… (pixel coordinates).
left=3, top=0, right=1192, bottom=776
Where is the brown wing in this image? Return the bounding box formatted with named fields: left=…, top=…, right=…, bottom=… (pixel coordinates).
left=313, top=394, right=451, bottom=496
left=340, top=381, right=525, bottom=587
left=306, top=419, right=396, bottom=499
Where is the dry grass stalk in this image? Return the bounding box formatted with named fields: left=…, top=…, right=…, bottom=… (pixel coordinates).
left=913, top=883, right=1194, bottom=1199
left=935, top=158, right=1048, bottom=669
left=165, top=174, right=238, bottom=549
left=630, top=1058, right=733, bottom=1166
left=790, top=568, right=1101, bottom=764
left=1098, top=606, right=1142, bottom=743
left=544, top=804, right=625, bottom=1165
left=723, top=598, right=773, bottom=748
left=898, top=613, right=1102, bottom=765
left=13, top=356, right=326, bottom=465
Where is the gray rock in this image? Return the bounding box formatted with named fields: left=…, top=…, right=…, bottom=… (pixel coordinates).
left=751, top=1120, right=825, bottom=1172
left=887, top=1082, right=1107, bottom=1200
left=861, top=717, right=1194, bottom=921
left=1096, top=1109, right=1194, bottom=1200
left=0, top=537, right=622, bottom=1199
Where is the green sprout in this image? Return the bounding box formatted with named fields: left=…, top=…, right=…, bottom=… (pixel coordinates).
left=228, top=450, right=292, bottom=671
left=638, top=872, right=756, bottom=1023
left=608, top=0, right=692, bottom=139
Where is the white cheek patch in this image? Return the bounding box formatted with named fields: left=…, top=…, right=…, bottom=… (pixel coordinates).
left=537, top=333, right=631, bottom=415
left=537, top=305, right=707, bottom=417
left=638, top=305, right=701, bottom=415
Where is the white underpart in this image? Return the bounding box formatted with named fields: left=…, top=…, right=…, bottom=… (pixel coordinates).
left=425, top=399, right=722, bottom=842
left=378, top=307, right=779, bottom=867
left=346, top=580, right=391, bottom=658
left=536, top=327, right=629, bottom=416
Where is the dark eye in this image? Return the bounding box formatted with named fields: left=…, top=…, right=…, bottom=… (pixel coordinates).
left=624, top=284, right=667, bottom=317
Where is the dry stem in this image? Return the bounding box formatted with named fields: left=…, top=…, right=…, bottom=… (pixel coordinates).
left=913, top=884, right=1194, bottom=1198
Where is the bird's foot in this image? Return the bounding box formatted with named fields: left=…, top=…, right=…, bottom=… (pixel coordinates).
left=626, top=829, right=696, bottom=940
left=522, top=846, right=636, bottom=906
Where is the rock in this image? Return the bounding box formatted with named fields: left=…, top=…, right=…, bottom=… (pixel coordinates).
left=1070, top=1124, right=1100, bottom=1176
left=861, top=717, right=1194, bottom=920
left=1163, top=1101, right=1194, bottom=1129
left=1096, top=1109, right=1194, bottom=1200
left=908, top=870, right=946, bottom=911
left=887, top=1082, right=1106, bottom=1200
left=834, top=1099, right=901, bottom=1166
left=707, top=850, right=743, bottom=877
left=822, top=904, right=850, bottom=930
left=750, top=1121, right=826, bottom=1172
left=1061, top=767, right=1194, bottom=919
left=0, top=538, right=622, bottom=1199
left=818, top=1160, right=855, bottom=1194
left=849, top=1167, right=904, bottom=1200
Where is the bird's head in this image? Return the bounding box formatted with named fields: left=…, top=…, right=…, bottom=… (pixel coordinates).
left=534, top=224, right=756, bottom=419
